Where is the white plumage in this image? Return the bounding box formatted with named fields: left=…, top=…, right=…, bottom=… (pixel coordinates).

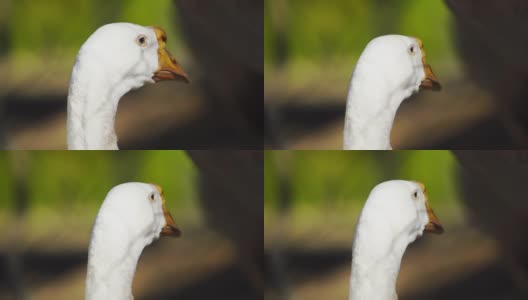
left=349, top=180, right=443, bottom=300
left=344, top=35, right=441, bottom=150
left=67, top=23, right=189, bottom=150
left=85, top=182, right=180, bottom=300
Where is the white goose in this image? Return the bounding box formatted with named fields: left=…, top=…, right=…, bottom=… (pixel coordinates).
left=344, top=35, right=441, bottom=150
left=67, top=23, right=189, bottom=150
left=86, top=182, right=181, bottom=300
left=349, top=180, right=443, bottom=300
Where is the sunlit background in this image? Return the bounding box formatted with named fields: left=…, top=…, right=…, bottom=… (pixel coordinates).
left=264, top=0, right=507, bottom=149
left=264, top=151, right=525, bottom=299
left=0, top=151, right=260, bottom=299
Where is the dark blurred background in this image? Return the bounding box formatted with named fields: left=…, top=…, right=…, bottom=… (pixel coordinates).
left=264, top=151, right=528, bottom=299
left=0, top=150, right=263, bottom=300
left=264, top=0, right=528, bottom=149
left=0, top=0, right=263, bottom=149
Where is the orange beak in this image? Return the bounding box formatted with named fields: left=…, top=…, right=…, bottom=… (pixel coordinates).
left=150, top=26, right=189, bottom=83
left=415, top=181, right=444, bottom=234
left=424, top=200, right=444, bottom=234
left=415, top=38, right=441, bottom=91
left=153, top=184, right=181, bottom=238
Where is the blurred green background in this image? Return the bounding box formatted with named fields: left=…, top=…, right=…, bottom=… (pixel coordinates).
left=263, top=151, right=502, bottom=300
left=265, top=0, right=457, bottom=83
left=1, top=0, right=264, bottom=150
left=0, top=151, right=263, bottom=300
left=0, top=151, right=269, bottom=300
left=0, top=151, right=199, bottom=233
left=2, top=0, right=185, bottom=80
left=264, top=0, right=496, bottom=149
left=265, top=150, right=461, bottom=224
left=0, top=0, right=201, bottom=150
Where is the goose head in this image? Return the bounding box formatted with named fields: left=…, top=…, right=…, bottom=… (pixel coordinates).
left=86, top=182, right=180, bottom=300
left=92, top=182, right=181, bottom=245
left=67, top=23, right=189, bottom=150
left=77, top=22, right=189, bottom=87
left=358, top=180, right=443, bottom=244
left=351, top=35, right=441, bottom=97
left=344, top=35, right=441, bottom=150
left=350, top=180, right=443, bottom=300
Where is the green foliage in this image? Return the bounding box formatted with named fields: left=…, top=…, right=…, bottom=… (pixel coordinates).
left=398, top=150, right=457, bottom=205
left=1, top=151, right=196, bottom=214
left=27, top=151, right=116, bottom=211
left=0, top=153, right=10, bottom=207
left=397, top=0, right=456, bottom=64
left=10, top=0, right=95, bottom=53
left=119, top=0, right=181, bottom=49
left=265, top=150, right=459, bottom=212
left=265, top=0, right=456, bottom=66
left=289, top=151, right=382, bottom=207
left=135, top=150, right=196, bottom=210
left=6, top=0, right=180, bottom=64
left=287, top=0, right=373, bottom=63
left=120, top=0, right=175, bottom=27
left=264, top=0, right=274, bottom=63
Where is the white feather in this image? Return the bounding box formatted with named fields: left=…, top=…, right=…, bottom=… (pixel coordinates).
left=85, top=182, right=169, bottom=300
left=349, top=180, right=434, bottom=300
left=67, top=23, right=160, bottom=150
left=344, top=35, right=428, bottom=150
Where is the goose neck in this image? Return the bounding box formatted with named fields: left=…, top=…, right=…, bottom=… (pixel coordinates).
left=67, top=60, right=129, bottom=150
left=344, top=81, right=409, bottom=150
left=349, top=221, right=410, bottom=300
left=85, top=220, right=146, bottom=300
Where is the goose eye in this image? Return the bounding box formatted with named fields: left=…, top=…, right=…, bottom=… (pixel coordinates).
left=412, top=191, right=419, bottom=200
left=149, top=193, right=155, bottom=201
left=136, top=35, right=148, bottom=47
left=408, top=45, right=416, bottom=56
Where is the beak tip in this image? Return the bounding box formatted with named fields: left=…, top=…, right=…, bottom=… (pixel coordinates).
left=152, top=70, right=190, bottom=83
left=162, top=224, right=182, bottom=238
left=425, top=222, right=444, bottom=234
left=420, top=79, right=442, bottom=91
left=420, top=62, right=441, bottom=91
